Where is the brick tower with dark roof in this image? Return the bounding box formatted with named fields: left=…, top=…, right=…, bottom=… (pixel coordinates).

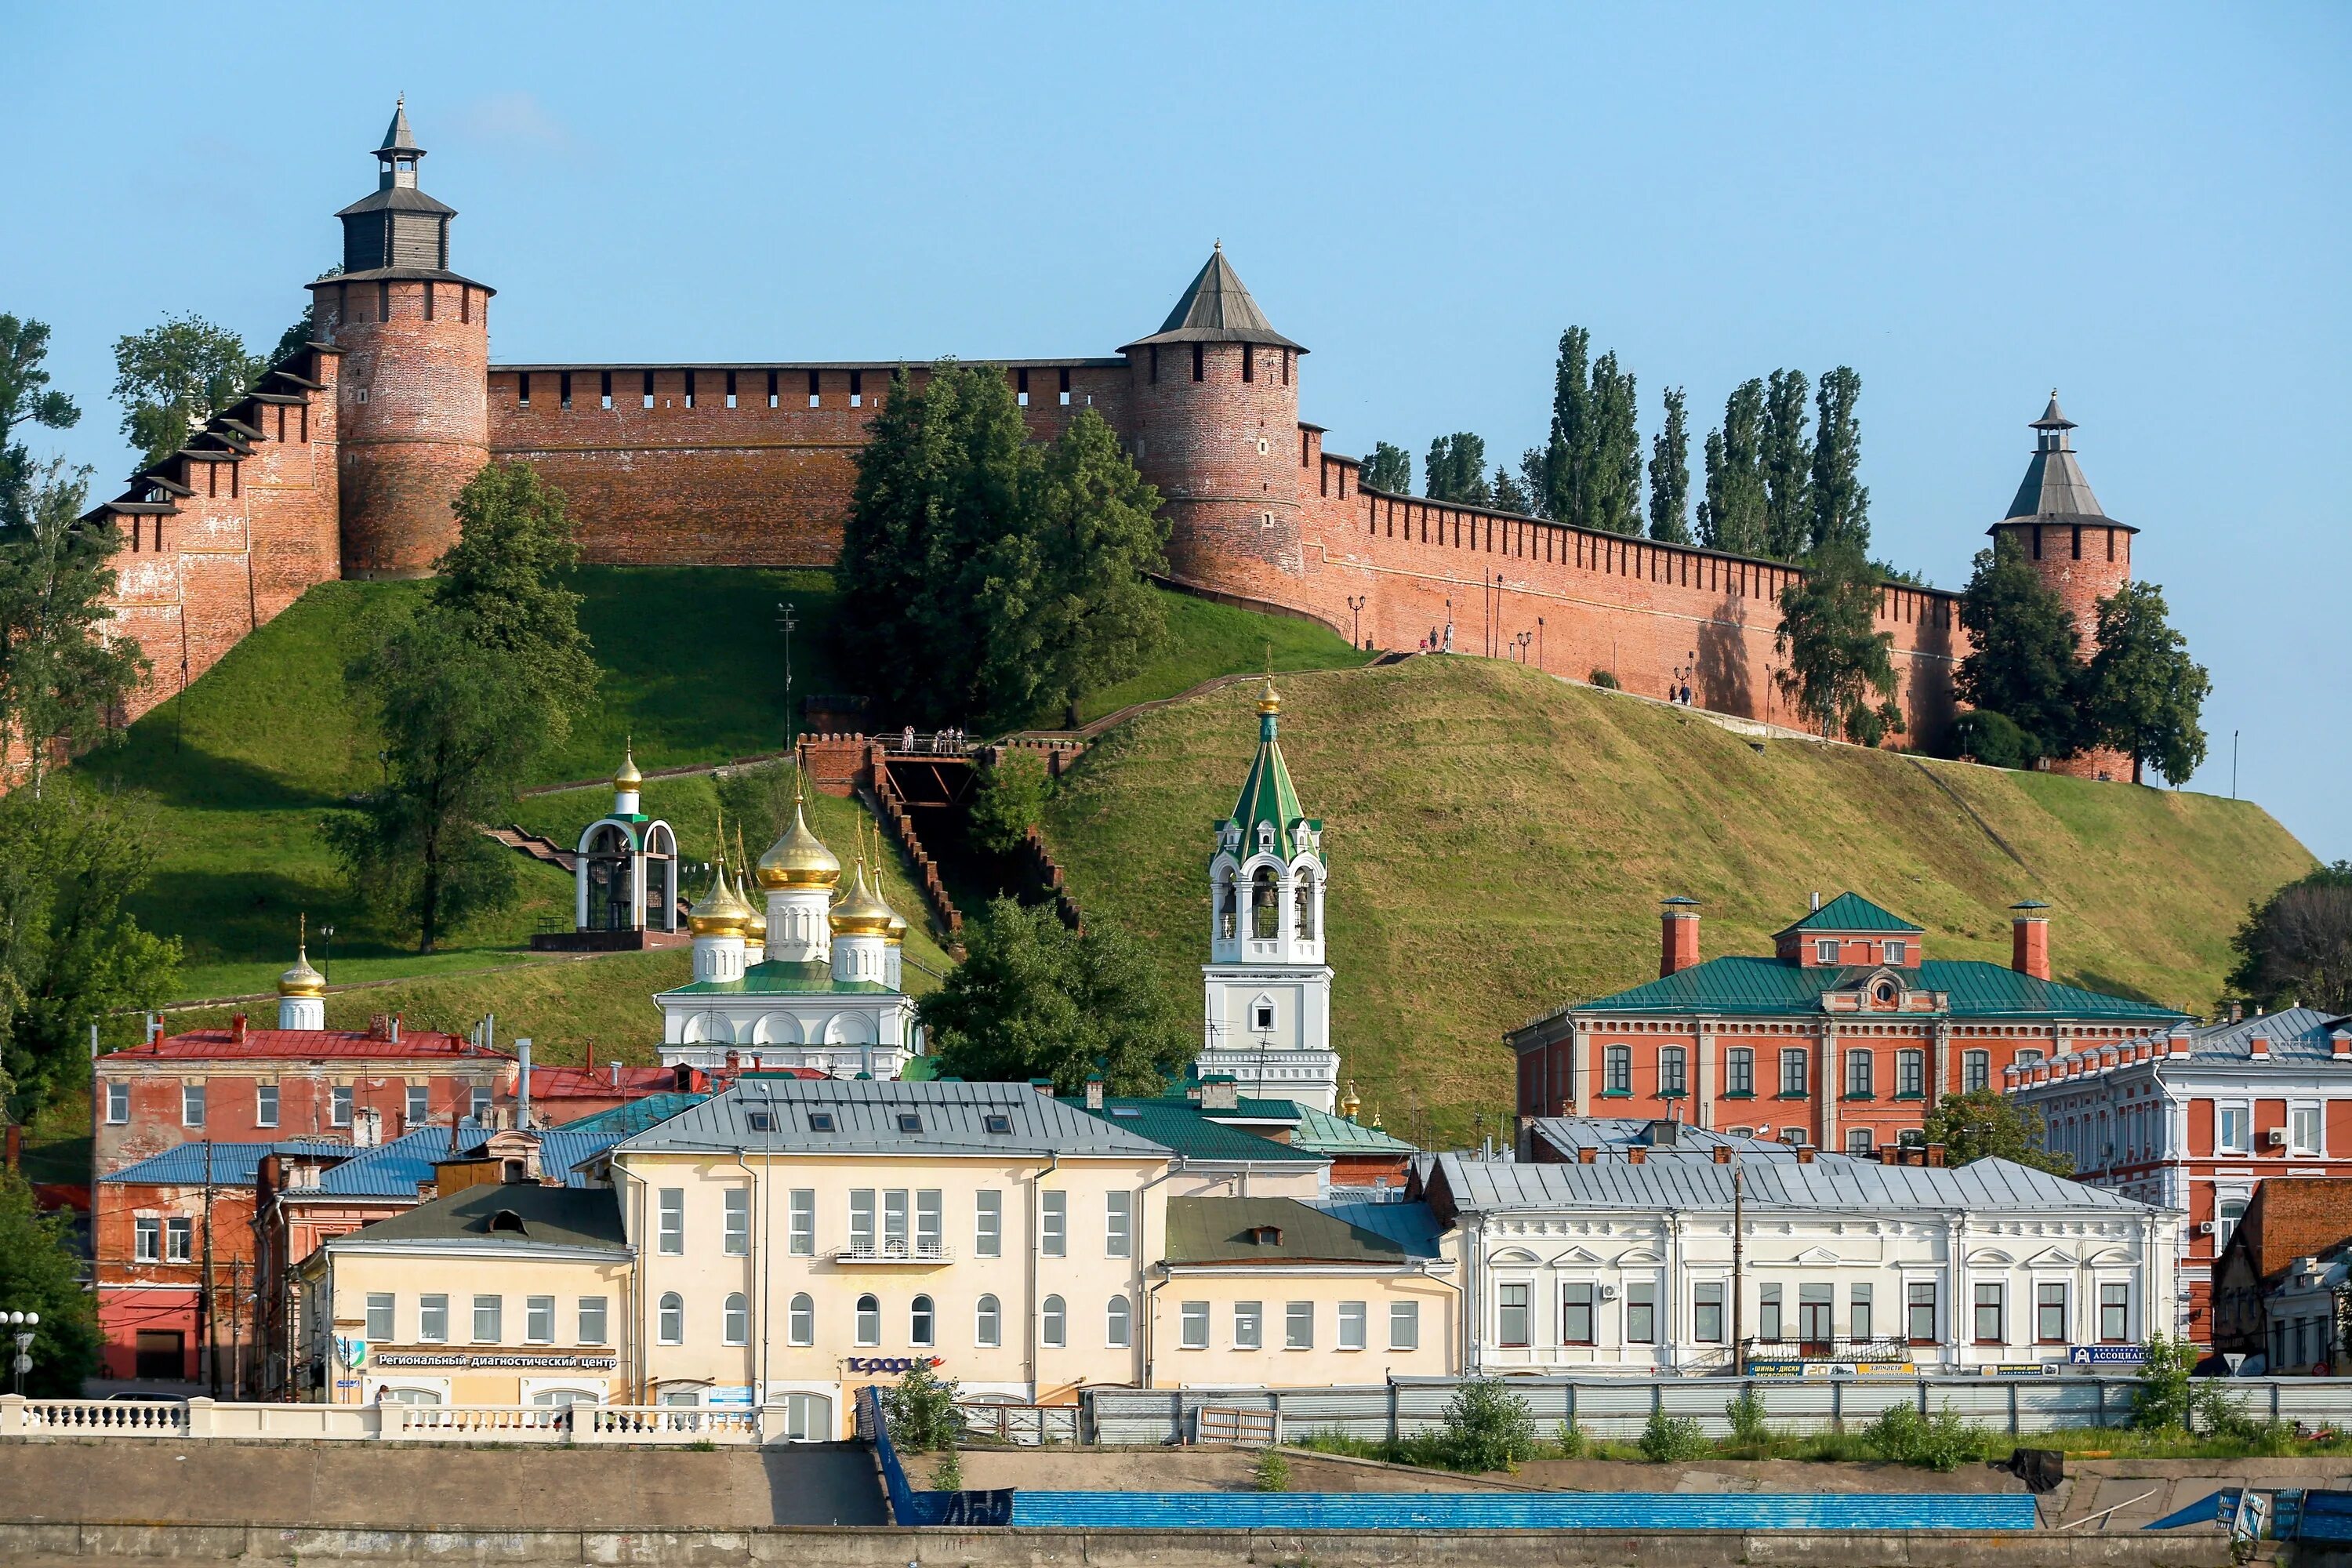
left=312, top=98, right=495, bottom=579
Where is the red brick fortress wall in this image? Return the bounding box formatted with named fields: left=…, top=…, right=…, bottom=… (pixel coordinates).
left=1120, top=339, right=1305, bottom=588
left=488, top=361, right=1128, bottom=567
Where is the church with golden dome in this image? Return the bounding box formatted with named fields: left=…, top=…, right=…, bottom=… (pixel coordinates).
left=652, top=779, right=921, bottom=1079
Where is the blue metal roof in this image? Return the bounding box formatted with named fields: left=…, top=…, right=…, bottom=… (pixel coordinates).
left=2187, top=1007, right=2352, bottom=1063
left=103, top=1140, right=354, bottom=1186
left=300, top=1123, right=626, bottom=1196
left=550, top=1092, right=707, bottom=1138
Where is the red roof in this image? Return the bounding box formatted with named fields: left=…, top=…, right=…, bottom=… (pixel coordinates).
left=107, top=1026, right=505, bottom=1063
left=530, top=1065, right=687, bottom=1101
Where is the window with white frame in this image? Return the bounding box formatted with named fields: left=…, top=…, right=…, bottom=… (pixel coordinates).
left=1780, top=1049, right=1809, bottom=1096
left=1390, top=1301, right=1420, bottom=1351
left=1896, top=1049, right=1925, bottom=1098
left=1108, top=1294, right=1131, bottom=1348
left=470, top=1084, right=492, bottom=1123
left=1845, top=1049, right=1874, bottom=1098
left=789, top=1189, right=815, bottom=1255
left=256, top=1083, right=279, bottom=1128
left=474, top=1294, right=503, bottom=1343
left=405, top=1083, right=427, bottom=1127
left=1815, top=939, right=1839, bottom=964
left=1105, top=1191, right=1132, bottom=1258
left=165, top=1217, right=192, bottom=1262
left=106, top=1080, right=129, bottom=1124
left=2013, top=1048, right=2045, bottom=1069
left=1040, top=1190, right=1067, bottom=1257
left=1626, top=1281, right=1656, bottom=1343
left=579, top=1297, right=608, bottom=1345
left=1285, top=1301, right=1313, bottom=1349
left=658, top=1189, right=684, bottom=1254
left=975, top=1294, right=1001, bottom=1348
left=2291, top=1103, right=2325, bottom=1156
left=1962, top=1050, right=1991, bottom=1093
left=916, top=1189, right=942, bottom=1256
left=788, top=1293, right=814, bottom=1346
left=133, top=1216, right=161, bottom=1262
left=854, top=1294, right=879, bottom=1346
left=723, top=1188, right=750, bottom=1256
left=1338, top=1301, right=1367, bottom=1350
left=331, top=1084, right=354, bottom=1127
left=908, top=1294, right=933, bottom=1348
left=656, top=1294, right=684, bottom=1345
left=2217, top=1103, right=2252, bottom=1155
left=419, top=1294, right=448, bottom=1342
left=1041, top=1294, right=1066, bottom=1348
left=1181, top=1301, right=1209, bottom=1349
left=1882, top=940, right=1907, bottom=964
left=366, top=1293, right=395, bottom=1341
left=1234, top=1300, right=1263, bottom=1350
left=975, top=1189, right=1001, bottom=1258
left=1603, top=1045, right=1632, bottom=1094
left=849, top=1189, right=876, bottom=1254
left=2216, top=1197, right=2248, bottom=1251
left=525, top=1295, right=555, bottom=1344
left=182, top=1082, right=205, bottom=1127
left=1660, top=1047, right=1688, bottom=1097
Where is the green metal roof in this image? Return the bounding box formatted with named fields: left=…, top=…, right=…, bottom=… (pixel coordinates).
left=661, top=959, right=897, bottom=997
left=1070, top=1096, right=1323, bottom=1164
left=1165, top=1196, right=1421, bottom=1265
left=1777, top=892, right=1924, bottom=935
left=1565, top=955, right=2186, bottom=1022
left=1290, top=1103, right=1417, bottom=1155
left=1218, top=691, right=1322, bottom=863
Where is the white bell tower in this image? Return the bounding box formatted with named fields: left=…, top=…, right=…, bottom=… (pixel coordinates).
left=1200, top=677, right=1339, bottom=1112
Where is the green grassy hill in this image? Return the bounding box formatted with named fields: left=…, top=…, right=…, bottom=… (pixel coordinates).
left=1040, top=657, right=2317, bottom=1149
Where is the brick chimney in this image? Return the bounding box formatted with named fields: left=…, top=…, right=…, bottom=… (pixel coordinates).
left=2332, top=1030, right=2350, bottom=1061
left=1200, top=1075, right=1240, bottom=1111
left=1711, top=1145, right=1732, bottom=1165
left=1659, top=896, right=1700, bottom=978
left=1085, top=1075, right=1105, bottom=1111
left=2251, top=1033, right=2270, bottom=1062
left=2009, top=902, right=2051, bottom=981
left=1795, top=1145, right=1817, bottom=1164
left=1627, top=1145, right=1646, bottom=1164
left=1577, top=1146, right=1597, bottom=1164
left=230, top=1013, right=248, bottom=1044
left=1926, top=1144, right=1947, bottom=1167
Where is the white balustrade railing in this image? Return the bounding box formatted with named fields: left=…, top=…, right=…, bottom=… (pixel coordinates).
left=0, top=1395, right=779, bottom=1445
left=388, top=1403, right=572, bottom=1441
left=582, top=1405, right=762, bottom=1443
left=13, top=1397, right=188, bottom=1436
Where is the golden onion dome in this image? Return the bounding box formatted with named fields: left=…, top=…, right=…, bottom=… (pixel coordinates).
left=278, top=933, right=327, bottom=999
left=829, top=861, right=897, bottom=938
left=1257, top=675, right=1281, bottom=716
left=614, top=740, right=644, bottom=790
left=688, top=852, right=757, bottom=938
left=755, top=791, right=840, bottom=891
left=1340, top=1080, right=1362, bottom=1124
left=884, top=908, right=908, bottom=948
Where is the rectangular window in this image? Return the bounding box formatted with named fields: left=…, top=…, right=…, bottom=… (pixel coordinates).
left=1907, top=1283, right=1936, bottom=1344
left=1561, top=1282, right=1595, bottom=1345
left=1242, top=343, right=1254, bottom=383
left=600, top=369, right=612, bottom=409
left=1798, top=1282, right=1834, bottom=1348
left=916, top=1189, right=942, bottom=1255
left=849, top=1189, right=875, bottom=1254
left=767, top=370, right=779, bottom=408
left=1660, top=1047, right=1687, bottom=1097
left=256, top=1083, right=279, bottom=1129
left=1058, top=367, right=1071, bottom=405
left=1758, top=1283, right=1783, bottom=1341
left=1234, top=1301, right=1263, bottom=1350
left=1882, top=940, right=1907, bottom=964
left=416, top=1294, right=449, bottom=1343
left=642, top=371, right=655, bottom=408
left=473, top=1294, right=502, bottom=1344
left=2291, top=1103, right=2324, bottom=1156
left=330, top=1084, right=354, bottom=1126
left=470, top=1085, right=491, bottom=1123
left=1845, top=1049, right=1874, bottom=1098
left=182, top=1082, right=205, bottom=1127
left=1015, top=367, right=1029, bottom=406
left=883, top=1189, right=909, bottom=1254
left=975, top=1190, right=1002, bottom=1258
left=1191, top=342, right=1204, bottom=381
left=683, top=368, right=695, bottom=408
left=2099, top=1283, right=2129, bottom=1343
left=1626, top=1282, right=1656, bottom=1343
left=724, top=369, right=737, bottom=408
left=1105, top=1190, right=1132, bottom=1258
left=789, top=1189, right=815, bottom=1256
left=525, top=1295, right=555, bottom=1344
left=1285, top=1301, right=1313, bottom=1349
left=1726, top=1049, right=1754, bottom=1096
left=808, top=369, right=821, bottom=408
left=1040, top=1189, right=1067, bottom=1258
left=659, top=1189, right=685, bottom=1254
left=1390, top=1301, right=1421, bottom=1352
left=365, top=1293, right=395, bottom=1342
left=849, top=370, right=863, bottom=407
left=1181, top=1301, right=1209, bottom=1349
left=1897, top=1050, right=1925, bottom=1098
left=107, top=1080, right=129, bottom=1123
left=579, top=1297, right=608, bottom=1345
left=724, top=1188, right=750, bottom=1256
left=2014, top=1047, right=2045, bottom=1069
left=2036, top=1283, right=2067, bottom=1344
left=1846, top=1128, right=1875, bottom=1157
left=1338, top=1301, right=1367, bottom=1350
left=405, top=1083, right=427, bottom=1128
left=517, top=372, right=531, bottom=408
left=134, top=1217, right=160, bottom=1262
left=1973, top=1283, right=2004, bottom=1345
left=165, top=1217, right=192, bottom=1261
left=1814, top=938, right=1839, bottom=964
left=1693, top=1282, right=1725, bottom=1343
left=1850, top=1283, right=1874, bottom=1343
left=1604, top=1045, right=1632, bottom=1095
left=560, top=371, right=572, bottom=409
left=1498, top=1283, right=1530, bottom=1347
left=1962, top=1050, right=1991, bottom=1094
left=1780, top=1049, right=1809, bottom=1097
left=2218, top=1104, right=2251, bottom=1154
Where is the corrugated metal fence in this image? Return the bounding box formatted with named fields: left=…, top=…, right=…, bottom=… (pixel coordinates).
left=1086, top=1376, right=2352, bottom=1446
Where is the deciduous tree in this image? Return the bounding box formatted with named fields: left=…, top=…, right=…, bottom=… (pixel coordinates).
left=0, top=459, right=150, bottom=792
left=0, top=1171, right=101, bottom=1394
left=2227, top=862, right=2352, bottom=1017
left=1, top=314, right=81, bottom=529
left=111, top=314, right=260, bottom=469
left=428, top=461, right=597, bottom=743
left=1808, top=366, right=1870, bottom=555
left=1922, top=1089, right=2073, bottom=1175
left=2080, top=581, right=2208, bottom=785
left=1646, top=386, right=1691, bottom=544
left=1697, top=379, right=1767, bottom=557
left=1422, top=433, right=1490, bottom=505
left=1360, top=441, right=1411, bottom=494
left=1955, top=534, right=2082, bottom=762
left=1773, top=542, right=1903, bottom=746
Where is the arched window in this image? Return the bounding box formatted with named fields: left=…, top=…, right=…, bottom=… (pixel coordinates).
left=1294, top=869, right=1316, bottom=939
left=788, top=1293, right=814, bottom=1346
left=1041, top=1294, right=1066, bottom=1348
left=910, top=1294, right=935, bottom=1348
left=855, top=1294, right=880, bottom=1347
left=1218, top=873, right=1238, bottom=941
left=975, top=1294, right=1001, bottom=1348
left=1107, top=1294, right=1131, bottom=1348
left=723, top=1293, right=749, bottom=1346
left=658, top=1293, right=684, bottom=1345
left=1250, top=866, right=1279, bottom=939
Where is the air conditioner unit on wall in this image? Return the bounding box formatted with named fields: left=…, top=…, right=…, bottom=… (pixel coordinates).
left=2197, top=1220, right=2215, bottom=1236
left=2267, top=1129, right=2290, bottom=1147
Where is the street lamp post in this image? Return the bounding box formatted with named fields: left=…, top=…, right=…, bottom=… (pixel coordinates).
left=319, top=924, right=336, bottom=985
left=6, top=1310, right=38, bottom=1397
left=776, top=601, right=798, bottom=739
left=1346, top=595, right=1367, bottom=650
left=1536, top=617, right=1544, bottom=672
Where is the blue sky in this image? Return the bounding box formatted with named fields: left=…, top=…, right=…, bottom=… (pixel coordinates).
left=5, top=5, right=2345, bottom=859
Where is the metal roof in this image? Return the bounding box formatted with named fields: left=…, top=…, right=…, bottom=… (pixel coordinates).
left=1560, top=956, right=2186, bottom=1022
left=615, top=1080, right=1175, bottom=1160
left=1998, top=395, right=2129, bottom=531
left=2185, top=1007, right=2352, bottom=1063
left=1777, top=892, right=1924, bottom=935
left=1289, top=1104, right=1417, bottom=1156
left=1120, top=247, right=1303, bottom=353
left=1432, top=1150, right=2152, bottom=1216
left=101, top=1140, right=354, bottom=1187
left=548, top=1092, right=708, bottom=1137
left=1313, top=1200, right=1444, bottom=1258
left=1528, top=1117, right=1816, bottom=1162
left=659, top=958, right=896, bottom=997
left=1071, top=1097, right=1324, bottom=1164
left=329, top=1182, right=626, bottom=1252
left=1164, top=1196, right=1434, bottom=1264
left=103, top=1027, right=498, bottom=1063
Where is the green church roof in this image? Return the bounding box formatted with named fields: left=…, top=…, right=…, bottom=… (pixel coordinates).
left=1563, top=955, right=2185, bottom=1022
left=660, top=959, right=898, bottom=998
left=1777, top=892, right=1925, bottom=935
left=1218, top=680, right=1322, bottom=862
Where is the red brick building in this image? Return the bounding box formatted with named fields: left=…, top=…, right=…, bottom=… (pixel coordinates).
left=2211, top=1177, right=2352, bottom=1367
left=1509, top=893, right=2186, bottom=1157
left=83, top=103, right=2157, bottom=775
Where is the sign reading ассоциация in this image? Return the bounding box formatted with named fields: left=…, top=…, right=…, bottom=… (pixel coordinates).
left=371, top=1352, right=620, bottom=1370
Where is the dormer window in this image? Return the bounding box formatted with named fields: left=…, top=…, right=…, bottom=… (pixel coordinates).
left=897, top=1112, right=923, bottom=1133
left=1247, top=1225, right=1283, bottom=1246
left=1258, top=825, right=1275, bottom=854
left=1814, top=939, right=1839, bottom=964
left=807, top=1112, right=837, bottom=1132
left=983, top=1113, right=1012, bottom=1134
left=488, top=1210, right=526, bottom=1235
left=1873, top=979, right=1898, bottom=1005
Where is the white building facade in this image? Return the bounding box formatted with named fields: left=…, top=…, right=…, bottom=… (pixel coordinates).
left=1200, top=678, right=1340, bottom=1113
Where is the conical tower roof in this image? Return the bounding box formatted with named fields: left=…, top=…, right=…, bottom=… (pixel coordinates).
left=1221, top=676, right=1321, bottom=862
left=1997, top=390, right=2132, bottom=532
left=1121, top=245, right=1304, bottom=352
left=377, top=94, right=423, bottom=157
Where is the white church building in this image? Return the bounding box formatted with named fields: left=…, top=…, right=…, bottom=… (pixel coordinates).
left=1199, top=677, right=1341, bottom=1113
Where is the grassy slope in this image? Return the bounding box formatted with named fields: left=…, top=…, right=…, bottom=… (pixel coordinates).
left=1073, top=594, right=1362, bottom=724
left=1042, top=657, right=2316, bottom=1150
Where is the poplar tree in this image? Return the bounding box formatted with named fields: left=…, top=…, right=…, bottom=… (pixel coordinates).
left=2081, top=581, right=2209, bottom=785
left=1773, top=541, right=1903, bottom=745
left=1646, top=387, right=1691, bottom=544
left=1808, top=367, right=1870, bottom=555
left=1585, top=353, right=1642, bottom=535
left=1539, top=327, right=1592, bottom=524
left=1760, top=368, right=1813, bottom=560
left=1423, top=433, right=1491, bottom=506
left=1360, top=441, right=1411, bottom=495
left=1697, top=379, right=1768, bottom=557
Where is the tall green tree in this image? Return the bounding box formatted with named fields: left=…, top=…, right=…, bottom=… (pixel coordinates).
left=0, top=1171, right=102, bottom=1394
left=1646, top=386, right=1691, bottom=544
left=837, top=363, right=1168, bottom=728
left=0, top=459, right=150, bottom=792
left=1696, top=379, right=1768, bottom=557
left=1807, top=366, right=1870, bottom=555
left=1360, top=441, right=1411, bottom=494
left=0, top=779, right=180, bottom=1119
left=430, top=461, right=597, bottom=742
left=1490, top=464, right=1534, bottom=515
left=111, top=314, right=260, bottom=469
left=1584, top=351, right=1642, bottom=534
left=1773, top=542, right=1904, bottom=745
left=1922, top=1089, right=2074, bottom=1175
left=1, top=314, right=81, bottom=530
left=1760, top=368, right=1813, bottom=560
left=2080, top=581, right=2209, bottom=785
left=1955, top=534, right=2082, bottom=760
left=1422, top=433, right=1491, bottom=505
left=1538, top=326, right=1591, bottom=524
left=2228, top=862, right=2352, bottom=1017
left=921, top=898, right=1193, bottom=1094
left=967, top=750, right=1052, bottom=855
left=1514, top=448, right=1550, bottom=518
